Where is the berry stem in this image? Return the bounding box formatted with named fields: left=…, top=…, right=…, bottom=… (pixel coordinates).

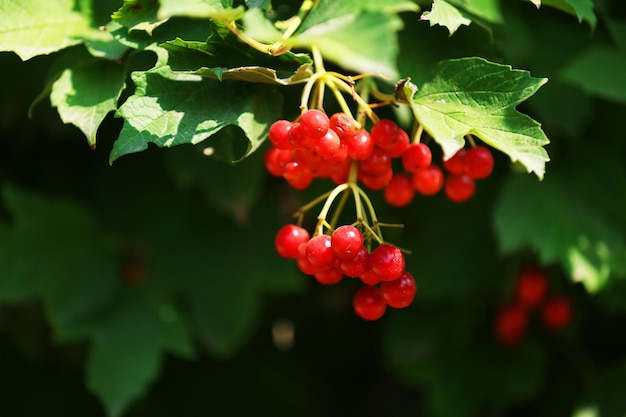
left=280, top=0, right=317, bottom=39
left=315, top=183, right=349, bottom=235
left=412, top=123, right=424, bottom=144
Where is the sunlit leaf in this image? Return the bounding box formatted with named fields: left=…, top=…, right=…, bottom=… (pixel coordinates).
left=399, top=57, right=550, bottom=179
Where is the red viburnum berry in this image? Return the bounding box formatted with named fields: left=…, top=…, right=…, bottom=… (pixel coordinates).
left=369, top=244, right=405, bottom=281
left=314, top=267, right=344, bottom=285
left=412, top=165, right=444, bottom=195
left=380, top=271, right=417, bottom=308
left=305, top=234, right=336, bottom=268
left=359, top=269, right=381, bottom=285
left=296, top=243, right=321, bottom=275
left=385, top=128, right=410, bottom=158
left=345, top=129, right=374, bottom=160
left=275, top=224, right=310, bottom=259
left=340, top=246, right=369, bottom=278
left=444, top=173, right=476, bottom=203
left=331, top=225, right=364, bottom=260
left=371, top=119, right=400, bottom=150
left=541, top=295, right=572, bottom=331
left=359, top=169, right=393, bottom=191
left=515, top=267, right=548, bottom=309
left=494, top=304, right=528, bottom=347
left=329, top=112, right=359, bottom=140
left=402, top=143, right=432, bottom=172
left=359, top=147, right=392, bottom=177
left=300, top=109, right=329, bottom=139
left=443, top=148, right=467, bottom=174
left=314, top=128, right=341, bottom=161
left=384, top=173, right=415, bottom=207
left=353, top=286, right=387, bottom=320
left=268, top=120, right=292, bottom=150
left=464, top=146, right=494, bottom=179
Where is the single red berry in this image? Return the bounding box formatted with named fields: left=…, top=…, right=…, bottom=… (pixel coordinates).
left=385, top=128, right=410, bottom=158
left=443, top=148, right=467, bottom=174
left=464, top=146, right=494, bottom=179
left=340, top=246, right=369, bottom=277
left=314, top=128, right=341, bottom=161
left=268, top=120, right=292, bottom=150
left=353, top=286, right=387, bottom=320
left=444, top=173, right=476, bottom=203
left=359, top=269, right=381, bottom=285
left=541, top=295, right=572, bottom=331
left=275, top=224, right=310, bottom=259
left=359, top=168, right=393, bottom=191
left=494, top=304, right=528, bottom=347
left=515, top=267, right=548, bottom=309
left=369, top=244, right=405, bottom=281
left=345, top=129, right=374, bottom=160
left=331, top=225, right=364, bottom=260
left=329, top=112, right=359, bottom=140
left=264, top=147, right=289, bottom=177
left=288, top=123, right=313, bottom=149
left=305, top=234, right=336, bottom=268
left=402, top=143, right=432, bottom=172
left=371, top=119, right=400, bottom=149
left=300, top=109, right=329, bottom=139
left=412, top=165, right=444, bottom=195
left=380, top=271, right=417, bottom=308
left=384, top=173, right=415, bottom=207
left=359, top=147, right=392, bottom=176
left=314, top=267, right=344, bottom=285
left=296, top=243, right=322, bottom=275
left=283, top=161, right=313, bottom=190
left=323, top=141, right=349, bottom=166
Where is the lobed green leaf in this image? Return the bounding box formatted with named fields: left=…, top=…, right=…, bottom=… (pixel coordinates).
left=0, top=0, right=93, bottom=60
left=399, top=57, right=550, bottom=179
left=50, top=56, right=127, bottom=148
left=420, top=0, right=472, bottom=36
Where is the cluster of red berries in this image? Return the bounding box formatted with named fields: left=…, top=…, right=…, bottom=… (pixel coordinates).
left=264, top=109, right=494, bottom=204
left=494, top=266, right=573, bottom=347
left=275, top=223, right=417, bottom=320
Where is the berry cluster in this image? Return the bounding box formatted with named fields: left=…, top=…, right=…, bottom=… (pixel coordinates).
left=265, top=110, right=495, bottom=205
left=275, top=223, right=416, bottom=320
left=494, top=266, right=573, bottom=347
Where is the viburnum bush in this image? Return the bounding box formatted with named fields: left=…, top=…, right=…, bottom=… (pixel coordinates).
left=1, top=1, right=626, bottom=417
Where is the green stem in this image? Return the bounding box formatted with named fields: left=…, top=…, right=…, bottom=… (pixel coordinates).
left=315, top=183, right=349, bottom=235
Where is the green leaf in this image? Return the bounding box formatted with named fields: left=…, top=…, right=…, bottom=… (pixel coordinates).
left=288, top=0, right=418, bottom=78
left=494, top=173, right=626, bottom=293
left=529, top=0, right=596, bottom=29
left=50, top=56, right=127, bottom=148
left=157, top=0, right=244, bottom=21
left=420, top=0, right=472, bottom=36
left=0, top=184, right=118, bottom=331
left=86, top=289, right=193, bottom=417
left=148, top=203, right=305, bottom=357
left=112, top=0, right=168, bottom=35
left=111, top=48, right=282, bottom=163
left=399, top=57, right=550, bottom=179
left=162, top=37, right=313, bottom=85
left=0, top=0, right=93, bottom=60
left=447, top=0, right=503, bottom=23
left=560, top=46, right=626, bottom=104
left=290, top=11, right=404, bottom=78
